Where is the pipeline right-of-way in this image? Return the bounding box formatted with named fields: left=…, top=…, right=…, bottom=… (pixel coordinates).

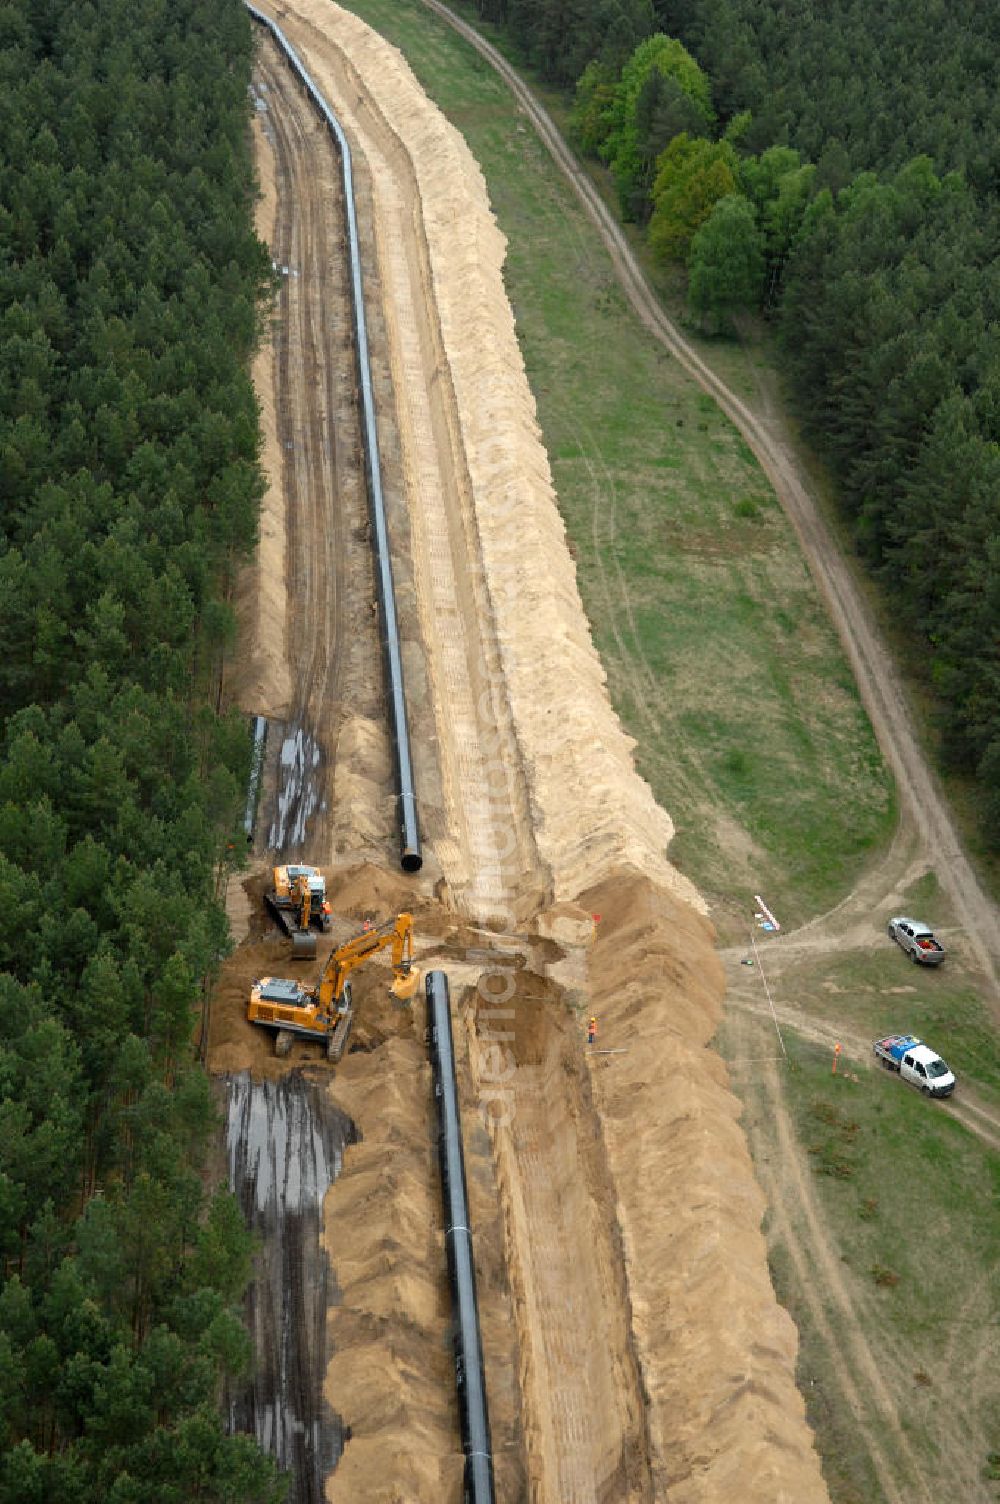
left=245, top=2, right=422, bottom=873
left=426, top=971, right=496, bottom=1504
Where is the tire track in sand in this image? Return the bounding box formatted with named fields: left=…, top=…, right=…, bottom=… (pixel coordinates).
left=759, top=1055, right=931, bottom=1504
left=254, top=40, right=393, bottom=861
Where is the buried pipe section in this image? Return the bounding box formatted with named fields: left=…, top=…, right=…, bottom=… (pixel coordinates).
left=427, top=971, right=496, bottom=1504
left=245, top=4, right=422, bottom=873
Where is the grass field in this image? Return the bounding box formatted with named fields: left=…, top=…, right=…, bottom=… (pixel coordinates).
left=792, top=947, right=1000, bottom=1099
left=729, top=1031, right=1000, bottom=1501
left=324, top=6, right=998, bottom=1496
left=338, top=0, right=894, bottom=927
left=757, top=858, right=1000, bottom=1103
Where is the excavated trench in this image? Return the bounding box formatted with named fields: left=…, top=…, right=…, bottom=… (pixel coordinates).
left=221, top=41, right=409, bottom=1503
left=213, top=6, right=837, bottom=1502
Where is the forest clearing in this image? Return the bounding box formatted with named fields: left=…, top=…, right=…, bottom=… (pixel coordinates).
left=216, top=7, right=831, bottom=1498
left=215, top=3, right=1000, bottom=1501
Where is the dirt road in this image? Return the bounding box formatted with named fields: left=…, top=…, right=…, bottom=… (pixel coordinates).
left=242, top=48, right=398, bottom=867
left=724, top=984, right=1000, bottom=1504
left=419, top=0, right=1000, bottom=1008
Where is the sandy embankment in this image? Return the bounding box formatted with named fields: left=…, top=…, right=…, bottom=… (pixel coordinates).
left=584, top=874, right=829, bottom=1500
left=239, top=5, right=832, bottom=1501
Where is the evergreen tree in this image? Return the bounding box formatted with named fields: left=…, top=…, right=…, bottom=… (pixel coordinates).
left=688, top=193, right=764, bottom=329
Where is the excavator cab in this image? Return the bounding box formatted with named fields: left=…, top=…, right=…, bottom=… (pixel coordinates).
left=265, top=863, right=331, bottom=957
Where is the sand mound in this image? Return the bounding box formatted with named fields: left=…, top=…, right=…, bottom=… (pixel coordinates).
left=320, top=1010, right=525, bottom=1503
left=326, top=860, right=426, bottom=923
left=582, top=870, right=829, bottom=1501
left=230, top=108, right=292, bottom=722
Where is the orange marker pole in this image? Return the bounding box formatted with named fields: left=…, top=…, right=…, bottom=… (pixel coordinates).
left=832, top=1042, right=842, bottom=1075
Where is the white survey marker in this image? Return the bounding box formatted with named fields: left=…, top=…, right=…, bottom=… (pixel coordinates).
left=753, top=894, right=781, bottom=932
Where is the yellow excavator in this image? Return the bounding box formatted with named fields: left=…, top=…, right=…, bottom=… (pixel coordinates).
left=264, top=864, right=332, bottom=960
left=247, top=912, right=420, bottom=1061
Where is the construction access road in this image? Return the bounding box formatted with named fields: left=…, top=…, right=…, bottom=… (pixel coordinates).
left=213, top=4, right=992, bottom=1504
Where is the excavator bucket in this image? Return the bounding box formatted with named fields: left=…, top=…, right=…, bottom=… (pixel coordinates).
left=390, top=966, right=421, bottom=1003
left=291, top=930, right=317, bottom=961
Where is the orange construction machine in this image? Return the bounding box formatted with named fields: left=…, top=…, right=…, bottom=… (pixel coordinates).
left=264, top=864, right=333, bottom=959
left=247, top=912, right=419, bottom=1061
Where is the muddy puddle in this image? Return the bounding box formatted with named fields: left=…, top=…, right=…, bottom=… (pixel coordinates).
left=224, top=1070, right=356, bottom=1502
left=264, top=721, right=326, bottom=851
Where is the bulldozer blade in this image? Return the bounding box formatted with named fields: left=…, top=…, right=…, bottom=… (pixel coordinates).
left=390, top=966, right=421, bottom=1003
left=291, top=930, right=317, bottom=961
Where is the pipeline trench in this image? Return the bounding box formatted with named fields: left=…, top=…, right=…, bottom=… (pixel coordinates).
left=222, top=25, right=533, bottom=1499
left=243, top=41, right=398, bottom=870
left=210, top=6, right=836, bottom=1503
left=220, top=21, right=652, bottom=1499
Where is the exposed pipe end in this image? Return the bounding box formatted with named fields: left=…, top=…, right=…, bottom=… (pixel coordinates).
left=401, top=848, right=423, bottom=873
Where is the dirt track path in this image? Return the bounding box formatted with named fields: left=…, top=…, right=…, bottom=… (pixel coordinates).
left=757, top=1057, right=927, bottom=1504
left=420, top=0, right=1000, bottom=1009
left=724, top=976, right=1000, bottom=1152
left=727, top=993, right=1000, bottom=1503
left=253, top=43, right=394, bottom=862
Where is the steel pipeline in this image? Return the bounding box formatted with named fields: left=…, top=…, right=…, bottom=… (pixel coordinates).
left=245, top=4, right=423, bottom=872
left=426, top=971, right=496, bottom=1504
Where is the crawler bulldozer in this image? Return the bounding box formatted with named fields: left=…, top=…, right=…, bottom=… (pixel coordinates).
left=264, top=863, right=332, bottom=959
left=248, top=912, right=420, bottom=1061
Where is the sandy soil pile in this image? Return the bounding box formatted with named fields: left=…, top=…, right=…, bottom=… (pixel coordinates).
left=582, top=870, right=829, bottom=1502
left=318, top=980, right=526, bottom=1503
left=317, top=1007, right=459, bottom=1503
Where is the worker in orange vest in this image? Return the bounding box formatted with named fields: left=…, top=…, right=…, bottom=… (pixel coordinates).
left=587, top=1016, right=597, bottom=1046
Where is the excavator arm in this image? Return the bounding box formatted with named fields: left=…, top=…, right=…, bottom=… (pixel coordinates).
left=248, top=911, right=419, bottom=1062
left=317, top=912, right=418, bottom=1012
left=293, top=872, right=313, bottom=930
